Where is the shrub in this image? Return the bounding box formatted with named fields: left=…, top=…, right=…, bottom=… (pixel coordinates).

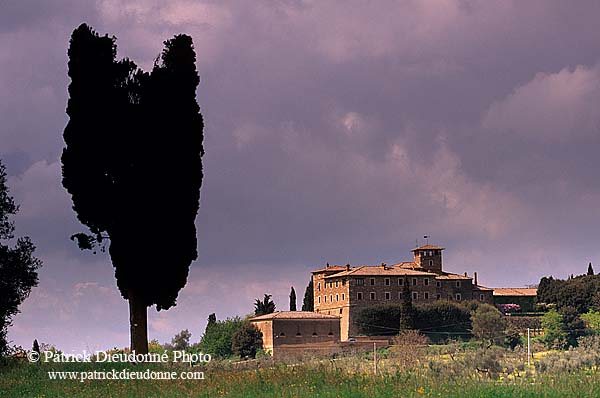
left=471, top=304, right=506, bottom=346
left=355, top=304, right=404, bottom=335
left=199, top=316, right=245, bottom=358
left=231, top=322, right=263, bottom=359
left=414, top=301, right=472, bottom=342
left=541, top=309, right=567, bottom=349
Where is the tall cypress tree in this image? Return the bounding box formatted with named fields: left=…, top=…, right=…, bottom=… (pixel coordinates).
left=302, top=279, right=314, bottom=311
left=289, top=286, right=297, bottom=311
left=62, top=24, right=204, bottom=354
left=588, top=262, right=594, bottom=276
left=399, top=280, right=414, bottom=331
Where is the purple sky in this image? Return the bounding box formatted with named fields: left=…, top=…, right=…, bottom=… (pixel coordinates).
left=4, top=1, right=600, bottom=353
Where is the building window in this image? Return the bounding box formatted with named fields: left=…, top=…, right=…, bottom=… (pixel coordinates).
left=279, top=332, right=286, bottom=337
left=342, top=280, right=346, bottom=286
left=436, top=281, right=441, bottom=287
left=455, top=293, right=462, bottom=301
left=412, top=278, right=417, bottom=286
left=370, top=278, right=375, bottom=286
left=424, top=278, right=429, bottom=286
left=339, top=308, right=343, bottom=314
left=355, top=278, right=365, bottom=286
left=330, top=294, right=333, bottom=302
left=370, top=292, right=376, bottom=300
left=436, top=294, right=441, bottom=300
left=342, top=293, right=345, bottom=301
left=429, top=260, right=433, bottom=267
left=385, top=292, right=391, bottom=300
left=424, top=292, right=429, bottom=299
left=335, top=281, right=339, bottom=288
left=324, top=295, right=327, bottom=303
left=335, top=294, right=339, bottom=301
left=412, top=292, right=418, bottom=300
left=330, top=282, right=333, bottom=288
left=456, top=281, right=461, bottom=288
left=317, top=282, right=321, bottom=291
left=479, top=294, right=485, bottom=302
left=385, top=278, right=390, bottom=286
left=399, top=278, right=404, bottom=286
left=357, top=292, right=363, bottom=300
left=318, top=296, right=321, bottom=304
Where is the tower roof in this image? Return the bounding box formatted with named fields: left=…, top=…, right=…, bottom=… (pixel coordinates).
left=411, top=244, right=445, bottom=252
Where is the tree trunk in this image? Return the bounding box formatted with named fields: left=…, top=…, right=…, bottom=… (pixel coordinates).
left=129, top=291, right=148, bottom=354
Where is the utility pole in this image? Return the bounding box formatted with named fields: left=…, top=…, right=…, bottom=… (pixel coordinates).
left=527, top=328, right=531, bottom=366
left=373, top=342, right=377, bottom=375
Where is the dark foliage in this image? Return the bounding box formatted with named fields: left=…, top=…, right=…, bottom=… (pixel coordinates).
left=413, top=301, right=472, bottom=342
left=32, top=339, right=40, bottom=354
left=289, top=287, right=297, bottom=311
left=0, top=160, right=42, bottom=356
left=559, top=306, right=587, bottom=347
left=301, top=279, right=314, bottom=312
left=207, top=313, right=217, bottom=328
left=589, top=262, right=595, bottom=276
left=61, top=24, right=204, bottom=353
left=254, top=294, right=276, bottom=316
left=231, top=322, right=263, bottom=359
left=537, top=274, right=600, bottom=313
left=399, top=281, right=414, bottom=331
left=355, top=304, right=405, bottom=336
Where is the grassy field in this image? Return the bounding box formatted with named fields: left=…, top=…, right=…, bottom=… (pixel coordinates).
left=2, top=350, right=600, bottom=398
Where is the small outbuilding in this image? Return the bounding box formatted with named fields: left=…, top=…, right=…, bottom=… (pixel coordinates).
left=250, top=311, right=341, bottom=358
left=493, top=288, right=538, bottom=312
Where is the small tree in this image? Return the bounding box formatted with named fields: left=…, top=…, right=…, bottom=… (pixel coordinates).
left=542, top=309, right=567, bottom=349
left=302, top=280, right=314, bottom=311
left=32, top=339, right=40, bottom=355
left=199, top=317, right=245, bottom=358
left=588, top=262, right=595, bottom=276
left=171, top=329, right=192, bottom=351
left=231, top=322, right=263, bottom=359
left=0, top=160, right=42, bottom=356
left=471, top=304, right=506, bottom=346
left=207, top=313, right=217, bottom=328
left=254, top=294, right=276, bottom=316
left=289, top=287, right=297, bottom=311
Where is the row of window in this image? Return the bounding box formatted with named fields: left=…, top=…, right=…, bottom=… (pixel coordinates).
left=419, top=250, right=441, bottom=256
left=354, top=291, right=462, bottom=301
left=357, top=277, right=461, bottom=288
left=317, top=293, right=346, bottom=304
left=316, top=291, right=487, bottom=305
left=316, top=280, right=347, bottom=291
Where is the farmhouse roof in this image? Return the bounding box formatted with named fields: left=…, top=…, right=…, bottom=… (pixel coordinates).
left=493, top=288, right=538, bottom=297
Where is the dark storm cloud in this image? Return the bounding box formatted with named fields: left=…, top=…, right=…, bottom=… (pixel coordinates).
left=3, top=0, right=600, bottom=351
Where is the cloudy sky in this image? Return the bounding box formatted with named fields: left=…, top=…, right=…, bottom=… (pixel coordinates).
left=3, top=0, right=600, bottom=353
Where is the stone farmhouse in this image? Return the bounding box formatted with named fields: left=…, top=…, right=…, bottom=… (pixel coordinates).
left=312, top=244, right=494, bottom=340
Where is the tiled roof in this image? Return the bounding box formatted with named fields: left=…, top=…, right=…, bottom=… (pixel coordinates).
left=324, top=265, right=437, bottom=278
left=493, top=288, right=538, bottom=297
left=411, top=244, right=445, bottom=251
left=250, top=311, right=340, bottom=321
left=473, top=285, right=494, bottom=291
left=311, top=265, right=348, bottom=273
left=435, top=273, right=472, bottom=280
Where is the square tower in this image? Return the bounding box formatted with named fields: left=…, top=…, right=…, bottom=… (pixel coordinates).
left=412, top=244, right=444, bottom=273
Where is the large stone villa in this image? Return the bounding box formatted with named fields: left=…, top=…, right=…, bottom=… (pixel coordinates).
left=312, top=244, right=494, bottom=340
left=251, top=243, right=536, bottom=356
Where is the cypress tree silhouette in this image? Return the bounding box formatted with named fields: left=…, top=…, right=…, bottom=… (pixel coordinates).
left=289, top=286, right=297, bottom=311
left=588, top=262, right=594, bottom=276
left=302, top=279, right=314, bottom=311
left=62, top=24, right=204, bottom=354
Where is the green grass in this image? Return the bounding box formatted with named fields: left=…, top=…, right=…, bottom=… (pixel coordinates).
left=1, top=358, right=600, bottom=398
